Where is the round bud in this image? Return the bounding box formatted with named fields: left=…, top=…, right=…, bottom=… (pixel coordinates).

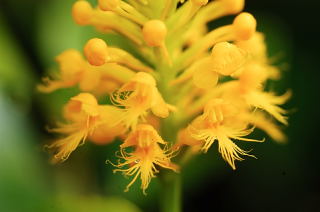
left=233, top=12, right=257, bottom=40
left=98, top=0, right=119, bottom=11
left=191, top=0, right=208, bottom=6
left=72, top=1, right=93, bottom=25
left=220, top=0, right=244, bottom=14
left=210, top=42, right=246, bottom=76
left=142, top=20, right=167, bottom=47
left=84, top=38, right=108, bottom=66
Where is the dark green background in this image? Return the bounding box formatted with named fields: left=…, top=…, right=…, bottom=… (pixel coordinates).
left=0, top=0, right=319, bottom=211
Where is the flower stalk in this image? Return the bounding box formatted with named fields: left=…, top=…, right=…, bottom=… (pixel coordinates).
left=160, top=171, right=182, bottom=212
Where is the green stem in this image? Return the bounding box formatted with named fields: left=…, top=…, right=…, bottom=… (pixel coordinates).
left=154, top=39, right=182, bottom=212
left=160, top=172, right=182, bottom=212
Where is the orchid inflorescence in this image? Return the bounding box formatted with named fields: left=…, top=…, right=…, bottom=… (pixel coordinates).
left=39, top=0, right=290, bottom=194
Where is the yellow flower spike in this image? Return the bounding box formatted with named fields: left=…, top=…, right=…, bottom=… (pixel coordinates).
left=188, top=98, right=262, bottom=169
left=111, top=72, right=173, bottom=129
left=72, top=0, right=93, bottom=25
left=111, top=124, right=178, bottom=194
left=39, top=0, right=290, bottom=194
left=84, top=38, right=109, bottom=66
left=210, top=41, right=247, bottom=76
left=46, top=93, right=100, bottom=163
left=233, top=12, right=257, bottom=40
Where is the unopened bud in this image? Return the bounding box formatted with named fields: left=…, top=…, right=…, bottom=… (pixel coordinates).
left=84, top=38, right=108, bottom=66
left=142, top=20, right=167, bottom=47
left=233, top=12, right=256, bottom=40
left=72, top=1, right=93, bottom=25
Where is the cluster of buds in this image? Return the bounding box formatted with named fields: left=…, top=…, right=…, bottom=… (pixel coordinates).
left=40, top=0, right=290, bottom=193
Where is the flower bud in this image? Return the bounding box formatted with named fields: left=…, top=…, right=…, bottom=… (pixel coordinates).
left=72, top=1, right=93, bottom=25
left=84, top=38, right=109, bottom=66
left=142, top=20, right=167, bottom=47
left=233, top=12, right=256, bottom=40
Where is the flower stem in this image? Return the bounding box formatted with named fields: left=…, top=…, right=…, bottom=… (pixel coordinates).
left=160, top=171, right=182, bottom=212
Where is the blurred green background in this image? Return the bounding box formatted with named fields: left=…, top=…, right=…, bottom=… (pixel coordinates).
left=0, top=0, right=319, bottom=211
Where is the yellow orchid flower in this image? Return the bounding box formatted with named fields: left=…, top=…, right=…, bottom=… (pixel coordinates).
left=111, top=124, right=178, bottom=194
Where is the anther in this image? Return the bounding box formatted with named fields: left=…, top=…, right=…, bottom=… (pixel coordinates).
left=84, top=38, right=109, bottom=66
left=233, top=12, right=257, bottom=40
